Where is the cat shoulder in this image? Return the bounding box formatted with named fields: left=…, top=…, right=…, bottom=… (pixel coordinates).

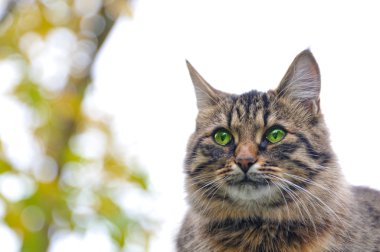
left=352, top=185, right=380, bottom=208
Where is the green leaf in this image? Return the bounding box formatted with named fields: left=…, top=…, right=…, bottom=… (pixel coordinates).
left=13, top=82, right=47, bottom=109
left=0, top=159, right=13, bottom=173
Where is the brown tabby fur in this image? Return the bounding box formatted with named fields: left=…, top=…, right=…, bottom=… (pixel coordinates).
left=176, top=50, right=380, bottom=252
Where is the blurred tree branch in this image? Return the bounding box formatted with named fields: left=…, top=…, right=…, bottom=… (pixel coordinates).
left=0, top=0, right=151, bottom=251
left=0, top=0, right=14, bottom=22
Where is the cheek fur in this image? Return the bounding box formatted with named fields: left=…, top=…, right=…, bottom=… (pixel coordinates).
left=186, top=133, right=236, bottom=174
left=261, top=131, right=332, bottom=174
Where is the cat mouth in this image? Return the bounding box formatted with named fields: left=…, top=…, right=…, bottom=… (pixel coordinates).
left=228, top=176, right=268, bottom=188
left=225, top=175, right=273, bottom=201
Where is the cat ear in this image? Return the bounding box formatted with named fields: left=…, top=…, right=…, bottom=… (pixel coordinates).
left=186, top=60, right=224, bottom=110
left=276, top=49, right=321, bottom=113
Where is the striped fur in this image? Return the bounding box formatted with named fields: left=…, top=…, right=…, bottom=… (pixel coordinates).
left=177, top=50, right=380, bottom=252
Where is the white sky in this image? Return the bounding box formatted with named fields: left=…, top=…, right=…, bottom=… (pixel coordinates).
left=2, top=0, right=380, bottom=251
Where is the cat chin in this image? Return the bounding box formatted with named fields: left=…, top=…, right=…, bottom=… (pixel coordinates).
left=226, top=184, right=273, bottom=202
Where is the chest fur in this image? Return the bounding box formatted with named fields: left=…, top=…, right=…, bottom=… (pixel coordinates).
left=200, top=217, right=331, bottom=252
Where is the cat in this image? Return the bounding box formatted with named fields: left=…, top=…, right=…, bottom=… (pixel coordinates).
left=176, top=49, right=380, bottom=252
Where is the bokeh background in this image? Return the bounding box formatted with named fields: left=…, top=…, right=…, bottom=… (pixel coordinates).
left=1, top=0, right=380, bottom=251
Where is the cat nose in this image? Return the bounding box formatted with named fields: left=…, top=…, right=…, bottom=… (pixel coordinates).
left=235, top=143, right=257, bottom=173
left=235, top=156, right=256, bottom=173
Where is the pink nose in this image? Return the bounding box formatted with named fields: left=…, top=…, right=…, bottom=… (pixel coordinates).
left=235, top=156, right=256, bottom=173
left=235, top=143, right=257, bottom=173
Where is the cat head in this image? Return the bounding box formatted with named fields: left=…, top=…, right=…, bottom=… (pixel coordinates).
left=185, top=50, right=340, bottom=217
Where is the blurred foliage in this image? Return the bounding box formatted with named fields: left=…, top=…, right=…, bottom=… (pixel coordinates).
left=0, top=0, right=151, bottom=251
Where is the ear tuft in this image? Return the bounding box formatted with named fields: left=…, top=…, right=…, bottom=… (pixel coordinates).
left=276, top=49, right=321, bottom=112
left=186, top=60, right=223, bottom=110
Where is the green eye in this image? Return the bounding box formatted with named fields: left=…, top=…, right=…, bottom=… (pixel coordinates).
left=266, top=127, right=286, bottom=144
left=214, top=129, right=232, bottom=146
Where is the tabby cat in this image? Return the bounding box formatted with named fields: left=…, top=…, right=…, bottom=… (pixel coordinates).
left=176, top=50, right=380, bottom=252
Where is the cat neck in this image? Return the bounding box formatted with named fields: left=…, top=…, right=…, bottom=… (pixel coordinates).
left=190, top=198, right=352, bottom=251
left=195, top=213, right=343, bottom=252
left=189, top=180, right=353, bottom=252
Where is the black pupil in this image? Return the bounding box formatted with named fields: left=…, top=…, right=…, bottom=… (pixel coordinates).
left=272, top=131, right=279, bottom=139
left=220, top=132, right=227, bottom=142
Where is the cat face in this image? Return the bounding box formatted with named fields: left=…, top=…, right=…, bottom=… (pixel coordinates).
left=185, top=50, right=336, bottom=211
